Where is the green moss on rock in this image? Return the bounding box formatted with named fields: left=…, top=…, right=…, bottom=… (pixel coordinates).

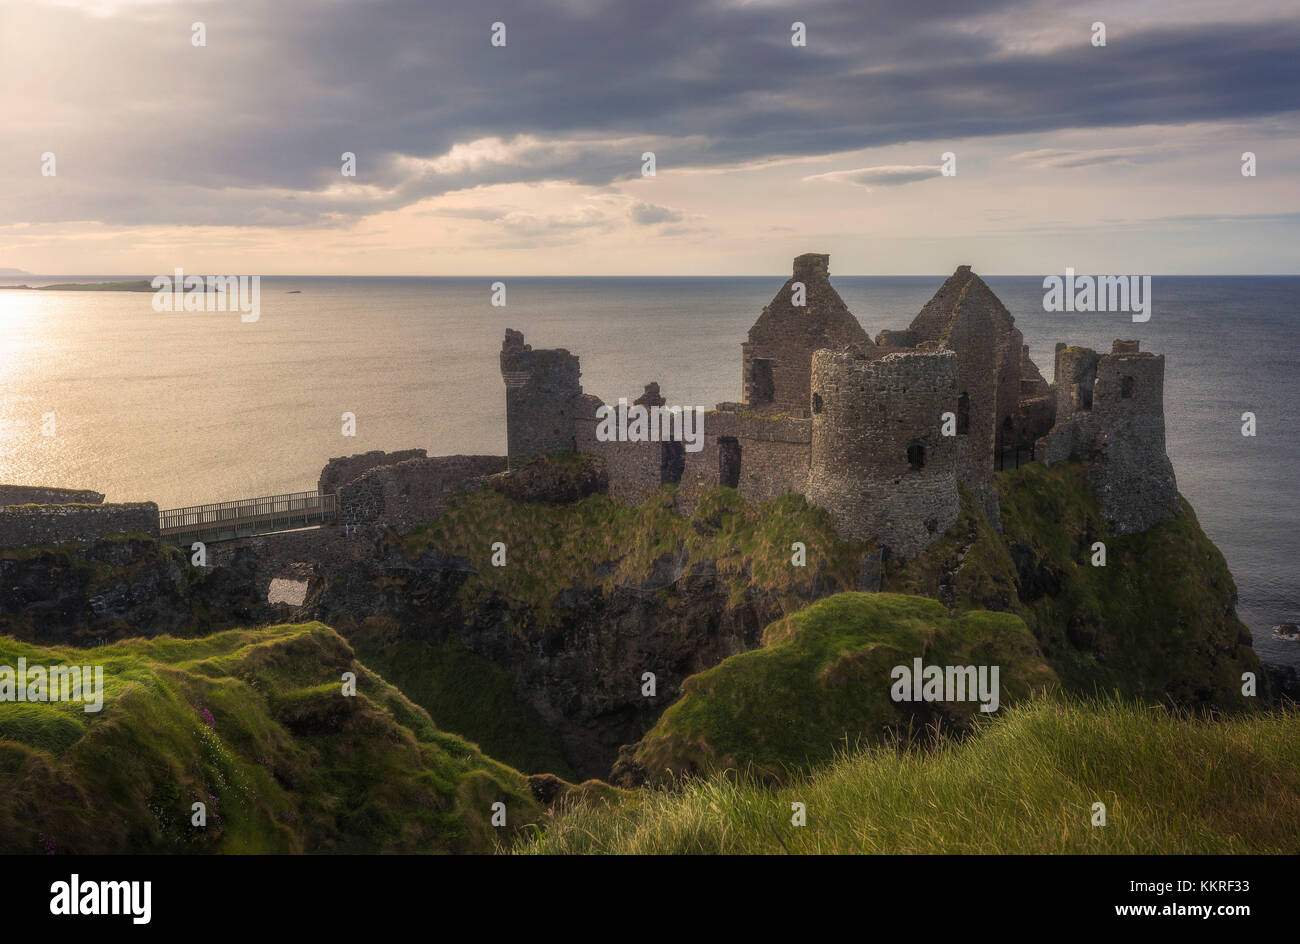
left=615, top=592, right=1057, bottom=784
left=886, top=461, right=1263, bottom=709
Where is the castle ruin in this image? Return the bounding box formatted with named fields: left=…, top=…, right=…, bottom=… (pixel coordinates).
left=501, top=254, right=1180, bottom=557
left=0, top=254, right=1179, bottom=560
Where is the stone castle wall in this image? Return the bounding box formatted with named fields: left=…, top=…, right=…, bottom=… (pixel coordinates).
left=741, top=253, right=871, bottom=414
left=338, top=455, right=506, bottom=530
left=501, top=329, right=583, bottom=470
left=1039, top=341, right=1179, bottom=533
left=0, top=485, right=106, bottom=507
left=673, top=408, right=813, bottom=513
left=491, top=256, right=1177, bottom=553
left=318, top=449, right=428, bottom=495
left=575, top=385, right=684, bottom=505
left=807, top=350, right=960, bottom=556
left=943, top=288, right=1000, bottom=526
left=0, top=502, right=160, bottom=548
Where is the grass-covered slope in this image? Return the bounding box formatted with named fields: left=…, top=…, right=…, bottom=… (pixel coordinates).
left=352, top=631, right=576, bottom=780
left=885, top=462, right=1262, bottom=708
left=519, top=698, right=1300, bottom=854
left=399, top=485, right=870, bottom=628
left=616, top=593, right=1057, bottom=783
left=0, top=623, right=542, bottom=853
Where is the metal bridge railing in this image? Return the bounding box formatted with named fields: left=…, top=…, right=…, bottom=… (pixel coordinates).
left=158, top=490, right=336, bottom=536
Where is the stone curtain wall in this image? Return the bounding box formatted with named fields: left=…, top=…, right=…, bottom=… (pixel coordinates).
left=0, top=486, right=105, bottom=507
left=672, top=408, right=813, bottom=513
left=807, top=350, right=960, bottom=556
left=318, top=449, right=428, bottom=494
left=0, top=502, right=160, bottom=548
left=338, top=455, right=506, bottom=530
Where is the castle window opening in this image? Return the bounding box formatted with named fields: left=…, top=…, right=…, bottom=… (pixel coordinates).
left=812, top=393, right=823, bottom=414
left=750, top=359, right=775, bottom=405
left=660, top=441, right=685, bottom=485
left=907, top=442, right=925, bottom=471
left=956, top=393, right=970, bottom=435
left=719, top=436, right=742, bottom=488
left=1076, top=381, right=1093, bottom=411
left=1121, top=375, right=1135, bottom=399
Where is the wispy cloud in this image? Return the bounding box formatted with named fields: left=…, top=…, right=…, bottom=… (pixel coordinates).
left=1009, top=147, right=1151, bottom=169
left=802, top=165, right=942, bottom=189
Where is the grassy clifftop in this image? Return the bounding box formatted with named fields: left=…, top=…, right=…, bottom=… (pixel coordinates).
left=520, top=698, right=1300, bottom=854
left=0, top=623, right=543, bottom=853
left=616, top=592, right=1058, bottom=783
left=399, top=485, right=871, bottom=627
left=885, top=462, right=1262, bottom=708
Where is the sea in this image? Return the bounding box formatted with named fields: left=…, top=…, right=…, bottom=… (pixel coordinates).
left=0, top=274, right=1296, bottom=667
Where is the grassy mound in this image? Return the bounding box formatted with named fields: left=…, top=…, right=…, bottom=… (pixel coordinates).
left=617, top=592, right=1057, bottom=783
left=0, top=623, right=541, bottom=853
left=886, top=462, right=1262, bottom=708
left=519, top=698, right=1300, bottom=854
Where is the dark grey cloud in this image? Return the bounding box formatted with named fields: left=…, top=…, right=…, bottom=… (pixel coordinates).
left=629, top=202, right=684, bottom=225
left=3, top=0, right=1297, bottom=226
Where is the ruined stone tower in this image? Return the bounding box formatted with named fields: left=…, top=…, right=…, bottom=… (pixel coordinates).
left=1039, top=339, right=1179, bottom=533
left=500, top=329, right=582, bottom=470
left=806, top=349, right=960, bottom=557
left=741, top=253, right=871, bottom=414
left=872, top=265, right=1027, bottom=527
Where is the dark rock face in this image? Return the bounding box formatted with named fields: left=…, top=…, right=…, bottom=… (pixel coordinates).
left=1010, top=540, right=1063, bottom=602
left=308, top=545, right=779, bottom=780
left=0, top=537, right=271, bottom=645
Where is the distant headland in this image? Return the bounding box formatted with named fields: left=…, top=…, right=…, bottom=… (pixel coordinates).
left=0, top=279, right=155, bottom=291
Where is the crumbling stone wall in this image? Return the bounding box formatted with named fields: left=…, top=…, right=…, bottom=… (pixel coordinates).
left=0, top=502, right=160, bottom=548
left=671, top=408, right=812, bottom=513
left=740, top=253, right=871, bottom=414
left=318, top=449, right=428, bottom=494
left=496, top=256, right=1178, bottom=548
left=807, top=350, right=959, bottom=557
left=0, top=485, right=106, bottom=507
left=575, top=383, right=682, bottom=505
left=500, top=329, right=583, bottom=469
left=1038, top=340, right=1179, bottom=533
left=1017, top=343, right=1055, bottom=443
left=338, top=455, right=506, bottom=531
left=941, top=282, right=1000, bottom=526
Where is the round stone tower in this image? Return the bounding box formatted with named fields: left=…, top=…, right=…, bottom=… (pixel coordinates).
left=806, top=349, right=960, bottom=558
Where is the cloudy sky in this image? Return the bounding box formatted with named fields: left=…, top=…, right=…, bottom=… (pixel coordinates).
left=1, top=0, right=1297, bottom=274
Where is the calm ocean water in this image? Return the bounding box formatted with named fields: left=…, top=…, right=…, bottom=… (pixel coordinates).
left=0, top=275, right=1296, bottom=666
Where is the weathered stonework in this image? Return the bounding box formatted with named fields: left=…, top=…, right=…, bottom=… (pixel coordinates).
left=807, top=350, right=960, bottom=557
left=1038, top=340, right=1180, bottom=533
left=741, top=253, right=872, bottom=414
left=0, top=485, right=106, bottom=507
left=318, top=449, right=428, bottom=495
left=0, top=502, right=160, bottom=547
left=501, top=329, right=583, bottom=470
left=337, top=455, right=506, bottom=531
left=492, top=254, right=1179, bottom=558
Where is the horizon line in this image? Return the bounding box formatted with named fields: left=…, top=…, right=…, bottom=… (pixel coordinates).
left=6, top=272, right=1300, bottom=279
